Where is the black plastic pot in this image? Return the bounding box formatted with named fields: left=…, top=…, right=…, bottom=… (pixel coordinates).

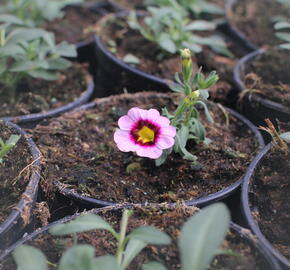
left=94, top=33, right=171, bottom=97
left=233, top=49, right=290, bottom=125
left=0, top=121, right=42, bottom=250
left=0, top=204, right=281, bottom=270
left=52, top=92, right=265, bottom=209
left=224, top=0, right=258, bottom=52
left=241, top=144, right=290, bottom=269
left=0, top=41, right=95, bottom=126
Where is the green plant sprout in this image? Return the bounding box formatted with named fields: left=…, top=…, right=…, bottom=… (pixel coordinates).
left=13, top=203, right=232, bottom=270
left=145, top=0, right=224, bottom=17
left=156, top=48, right=218, bottom=166
left=0, top=14, right=76, bottom=99
left=128, top=3, right=230, bottom=56
left=273, top=0, right=290, bottom=50
left=0, top=134, right=20, bottom=163
left=259, top=118, right=290, bottom=153
left=0, top=0, right=84, bottom=27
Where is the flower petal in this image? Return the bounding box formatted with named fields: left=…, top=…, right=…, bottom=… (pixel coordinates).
left=158, top=116, right=170, bottom=127
left=156, top=135, right=175, bottom=149
left=161, top=126, right=176, bottom=137
left=147, top=109, right=160, bottom=122
left=136, top=145, right=162, bottom=159
left=114, top=130, right=136, bottom=152
left=118, top=115, right=134, bottom=130
left=128, top=107, right=147, bottom=122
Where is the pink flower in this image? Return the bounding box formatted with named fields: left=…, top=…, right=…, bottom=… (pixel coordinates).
left=114, top=107, right=176, bottom=159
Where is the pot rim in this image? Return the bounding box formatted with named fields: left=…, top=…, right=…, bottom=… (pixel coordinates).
left=0, top=203, right=281, bottom=269
left=54, top=91, right=264, bottom=208
left=241, top=143, right=290, bottom=268
left=0, top=120, right=42, bottom=246
left=234, top=48, right=290, bottom=116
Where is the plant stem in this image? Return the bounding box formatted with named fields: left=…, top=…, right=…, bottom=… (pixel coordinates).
left=116, top=210, right=131, bottom=266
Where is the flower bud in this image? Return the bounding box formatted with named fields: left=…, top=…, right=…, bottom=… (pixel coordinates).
left=180, top=48, right=192, bottom=69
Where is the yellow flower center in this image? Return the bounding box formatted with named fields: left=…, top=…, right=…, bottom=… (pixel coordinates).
left=137, top=126, right=155, bottom=144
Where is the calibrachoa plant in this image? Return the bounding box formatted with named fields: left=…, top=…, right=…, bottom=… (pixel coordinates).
left=114, top=48, right=219, bottom=166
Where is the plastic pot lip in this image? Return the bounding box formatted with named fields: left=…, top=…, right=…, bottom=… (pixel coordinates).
left=0, top=120, right=42, bottom=239
left=0, top=204, right=281, bottom=270
left=241, top=143, right=290, bottom=268
left=0, top=78, right=94, bottom=125
left=224, top=0, right=259, bottom=52
left=53, top=91, right=264, bottom=208
left=234, top=48, right=290, bottom=116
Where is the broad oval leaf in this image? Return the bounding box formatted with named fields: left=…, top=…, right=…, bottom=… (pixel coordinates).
left=179, top=203, right=230, bottom=270
left=94, top=255, right=120, bottom=270
left=280, top=131, right=290, bottom=141
left=13, top=245, right=48, bottom=270
left=59, top=245, right=95, bottom=270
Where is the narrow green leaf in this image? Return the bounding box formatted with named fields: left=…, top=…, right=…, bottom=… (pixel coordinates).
left=49, top=213, right=117, bottom=236
left=121, top=239, right=147, bottom=270
left=179, top=203, right=230, bottom=270
left=128, top=226, right=171, bottom=245
left=280, top=132, right=290, bottom=141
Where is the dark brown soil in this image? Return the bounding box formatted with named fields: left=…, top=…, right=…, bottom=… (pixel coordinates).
left=0, top=63, right=89, bottom=118
left=33, top=92, right=259, bottom=204
left=0, top=205, right=268, bottom=270
left=0, top=123, right=32, bottom=223
left=227, top=0, right=287, bottom=47
left=250, top=145, right=290, bottom=259
left=45, top=4, right=104, bottom=44
left=244, top=50, right=290, bottom=107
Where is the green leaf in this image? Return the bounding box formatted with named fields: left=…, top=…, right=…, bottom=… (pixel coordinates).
left=10, top=60, right=49, bottom=72
left=274, top=21, right=290, bottom=30
left=280, top=132, right=290, bottom=141
left=0, top=44, right=25, bottom=56
left=49, top=213, right=117, bottom=236
left=155, top=148, right=172, bottom=167
left=6, top=134, right=21, bottom=145
left=158, top=33, right=176, bottom=53
left=179, top=203, right=230, bottom=270
left=121, top=239, right=147, bottom=270
left=279, top=43, right=290, bottom=50
left=27, top=69, right=58, bottom=81
left=94, top=255, right=120, bottom=270
left=142, top=261, right=167, bottom=270
left=190, top=118, right=206, bottom=141
left=128, top=226, right=171, bottom=245
left=13, top=245, right=48, bottom=270
left=196, top=101, right=214, bottom=123
left=47, top=58, right=72, bottom=70
left=0, top=14, right=25, bottom=25
left=276, top=32, right=290, bottom=42
left=55, top=42, right=77, bottom=57
left=123, top=54, right=140, bottom=65
left=185, top=20, right=216, bottom=31
left=59, top=245, right=96, bottom=270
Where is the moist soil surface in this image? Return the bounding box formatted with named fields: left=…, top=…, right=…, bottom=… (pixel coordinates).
left=227, top=0, right=287, bottom=47
left=0, top=123, right=32, bottom=224
left=97, top=13, right=243, bottom=103
left=33, top=92, right=259, bottom=204
left=243, top=50, right=290, bottom=107
left=0, top=205, right=268, bottom=269
left=45, top=4, right=105, bottom=44
left=0, top=64, right=89, bottom=118
left=250, top=146, right=290, bottom=259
